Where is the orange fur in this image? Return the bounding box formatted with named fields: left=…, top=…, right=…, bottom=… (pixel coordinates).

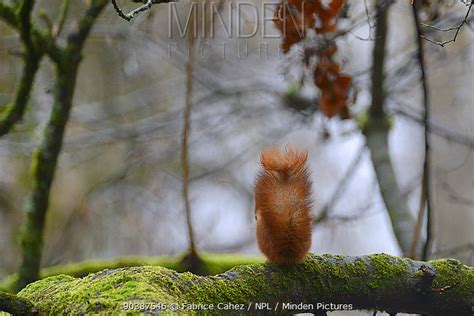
left=254, top=145, right=313, bottom=265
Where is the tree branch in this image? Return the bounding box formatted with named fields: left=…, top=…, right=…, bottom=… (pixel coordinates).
left=64, top=0, right=109, bottom=54
left=111, top=0, right=172, bottom=21
left=419, top=1, right=473, bottom=47
left=0, top=2, right=18, bottom=28
left=412, top=1, right=433, bottom=261
left=17, top=0, right=36, bottom=49
left=16, top=254, right=474, bottom=315
left=16, top=0, right=109, bottom=291
left=0, top=52, right=41, bottom=136
left=52, top=0, right=70, bottom=38
left=181, top=6, right=200, bottom=270
left=0, top=0, right=64, bottom=136
left=0, top=1, right=43, bottom=136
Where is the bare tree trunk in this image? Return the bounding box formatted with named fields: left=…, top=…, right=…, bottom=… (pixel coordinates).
left=364, top=0, right=415, bottom=255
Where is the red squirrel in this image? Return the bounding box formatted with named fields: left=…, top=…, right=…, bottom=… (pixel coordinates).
left=254, top=145, right=313, bottom=265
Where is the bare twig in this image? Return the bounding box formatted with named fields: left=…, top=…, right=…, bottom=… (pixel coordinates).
left=419, top=1, right=473, bottom=47
left=111, top=0, right=170, bottom=21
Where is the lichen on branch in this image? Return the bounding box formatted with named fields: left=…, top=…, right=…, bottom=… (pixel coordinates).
left=16, top=254, right=474, bottom=315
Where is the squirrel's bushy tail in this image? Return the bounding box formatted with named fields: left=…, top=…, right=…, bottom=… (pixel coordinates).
left=255, top=145, right=313, bottom=265
left=259, top=145, right=308, bottom=174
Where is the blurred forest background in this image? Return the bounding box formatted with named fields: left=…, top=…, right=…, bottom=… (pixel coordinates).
left=0, top=0, right=472, bottom=287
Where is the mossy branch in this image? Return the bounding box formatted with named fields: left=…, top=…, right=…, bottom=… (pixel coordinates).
left=17, top=0, right=35, bottom=48
left=0, top=53, right=41, bottom=136
left=0, top=0, right=63, bottom=135
left=0, top=3, right=18, bottom=28
left=1, top=0, right=136, bottom=293
left=0, top=291, right=37, bottom=315
left=0, top=0, right=43, bottom=136
left=15, top=0, right=108, bottom=291
left=16, top=254, right=474, bottom=315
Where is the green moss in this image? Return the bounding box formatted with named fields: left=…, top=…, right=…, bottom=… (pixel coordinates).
left=367, top=253, right=409, bottom=290
left=431, top=259, right=474, bottom=299
left=10, top=254, right=370, bottom=312
left=17, top=263, right=272, bottom=315
left=11, top=254, right=473, bottom=315
left=18, top=267, right=175, bottom=314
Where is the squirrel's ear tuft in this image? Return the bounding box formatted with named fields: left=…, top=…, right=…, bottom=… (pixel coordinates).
left=260, top=144, right=308, bottom=173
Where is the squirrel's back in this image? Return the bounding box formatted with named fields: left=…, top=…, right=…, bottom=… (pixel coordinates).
left=254, top=145, right=313, bottom=265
